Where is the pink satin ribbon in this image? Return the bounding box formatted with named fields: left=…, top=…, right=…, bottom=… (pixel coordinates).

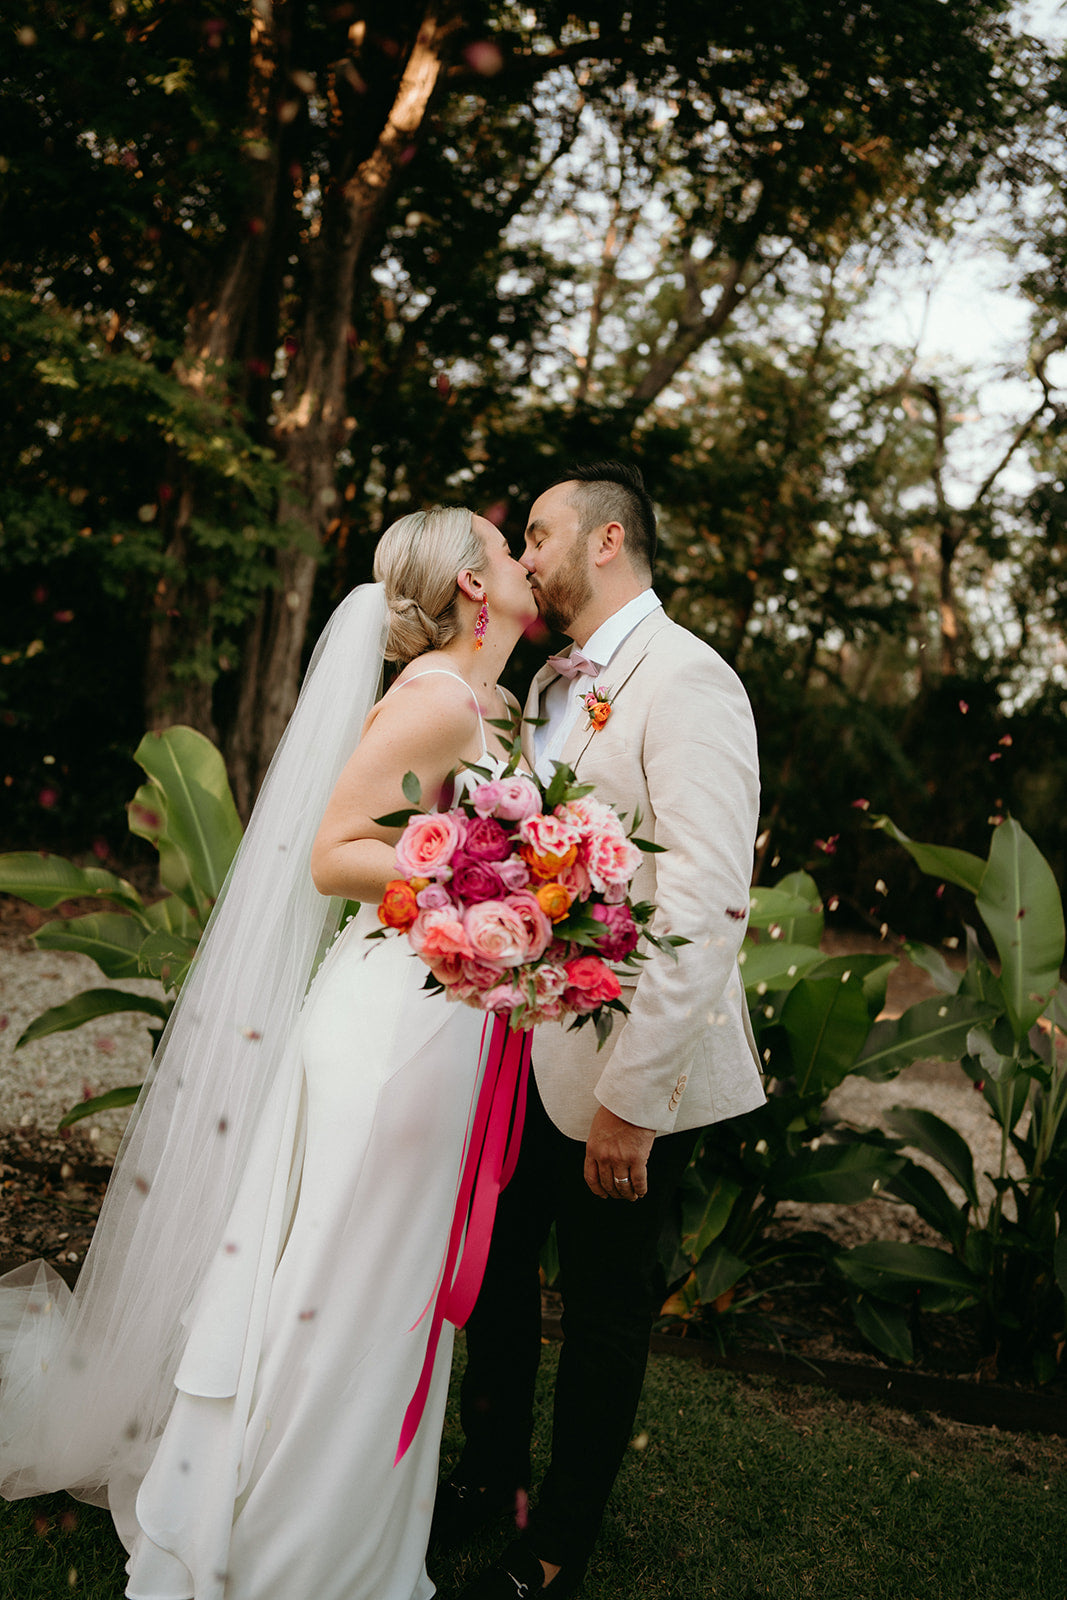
left=395, top=1014, right=533, bottom=1464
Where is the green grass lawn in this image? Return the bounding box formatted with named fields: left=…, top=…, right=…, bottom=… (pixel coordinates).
left=2, top=1340, right=1064, bottom=1600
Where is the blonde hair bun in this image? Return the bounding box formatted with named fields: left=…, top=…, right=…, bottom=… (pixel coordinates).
left=373, top=507, right=484, bottom=665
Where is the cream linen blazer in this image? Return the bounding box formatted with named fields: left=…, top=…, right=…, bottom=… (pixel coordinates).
left=521, top=606, right=766, bottom=1141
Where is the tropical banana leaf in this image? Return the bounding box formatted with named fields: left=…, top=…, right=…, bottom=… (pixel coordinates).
left=850, top=1292, right=914, bottom=1364
left=16, top=986, right=170, bottom=1047
left=738, top=941, right=823, bottom=995
left=694, top=1242, right=749, bottom=1305
left=768, top=1140, right=905, bottom=1204
left=779, top=971, right=873, bottom=1097
left=835, top=1241, right=981, bottom=1312
left=58, top=1084, right=143, bottom=1129
left=679, top=1171, right=742, bottom=1260
left=884, top=1157, right=970, bottom=1251
left=33, top=912, right=146, bottom=979
left=853, top=995, right=999, bottom=1082
left=903, top=941, right=962, bottom=996
left=133, top=726, right=242, bottom=910
left=0, top=851, right=145, bottom=914
left=975, top=818, right=1064, bottom=1039
left=767, top=870, right=824, bottom=945
left=138, top=928, right=199, bottom=992
left=871, top=815, right=986, bottom=895
left=884, top=1106, right=980, bottom=1210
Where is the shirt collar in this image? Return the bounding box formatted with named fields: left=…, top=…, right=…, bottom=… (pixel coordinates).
left=580, top=589, right=661, bottom=674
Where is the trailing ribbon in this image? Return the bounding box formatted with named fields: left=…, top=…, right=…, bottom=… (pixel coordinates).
left=394, top=1015, right=532, bottom=1464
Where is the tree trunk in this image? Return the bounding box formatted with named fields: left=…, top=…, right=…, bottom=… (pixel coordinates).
left=226, top=2, right=457, bottom=810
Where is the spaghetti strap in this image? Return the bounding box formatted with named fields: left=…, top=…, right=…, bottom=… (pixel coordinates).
left=390, top=668, right=490, bottom=761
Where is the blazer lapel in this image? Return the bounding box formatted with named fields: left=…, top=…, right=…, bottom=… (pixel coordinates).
left=560, top=607, right=672, bottom=771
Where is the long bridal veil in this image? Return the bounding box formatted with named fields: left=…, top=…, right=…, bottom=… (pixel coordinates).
left=0, top=583, right=389, bottom=1504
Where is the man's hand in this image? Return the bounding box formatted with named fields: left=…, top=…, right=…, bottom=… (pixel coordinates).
left=584, top=1105, right=655, bottom=1201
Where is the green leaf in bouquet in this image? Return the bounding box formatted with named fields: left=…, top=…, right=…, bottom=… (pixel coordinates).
left=372, top=808, right=426, bottom=828
left=632, top=836, right=666, bottom=853
left=401, top=770, right=423, bottom=805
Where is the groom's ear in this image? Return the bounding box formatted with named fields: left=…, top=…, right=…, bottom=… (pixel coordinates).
left=592, top=520, right=626, bottom=567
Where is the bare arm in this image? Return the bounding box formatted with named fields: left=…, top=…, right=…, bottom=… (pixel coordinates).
left=310, top=675, right=482, bottom=903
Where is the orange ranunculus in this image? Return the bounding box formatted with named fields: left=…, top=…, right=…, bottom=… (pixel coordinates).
left=536, top=881, right=574, bottom=922
left=378, top=879, right=419, bottom=930
left=521, top=842, right=578, bottom=881
left=589, top=699, right=611, bottom=730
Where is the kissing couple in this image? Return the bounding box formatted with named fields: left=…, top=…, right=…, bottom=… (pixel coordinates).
left=0, top=460, right=764, bottom=1600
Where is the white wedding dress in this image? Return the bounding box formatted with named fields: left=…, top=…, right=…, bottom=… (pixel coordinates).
left=115, top=706, right=505, bottom=1600
left=1, top=664, right=508, bottom=1600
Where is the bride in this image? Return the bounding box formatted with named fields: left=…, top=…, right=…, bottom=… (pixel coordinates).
left=0, top=506, right=538, bottom=1600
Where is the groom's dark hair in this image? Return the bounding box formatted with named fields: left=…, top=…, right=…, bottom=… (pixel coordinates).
left=551, top=460, right=657, bottom=576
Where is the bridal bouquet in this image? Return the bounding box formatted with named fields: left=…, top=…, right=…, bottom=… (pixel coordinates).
left=369, top=749, right=680, bottom=1037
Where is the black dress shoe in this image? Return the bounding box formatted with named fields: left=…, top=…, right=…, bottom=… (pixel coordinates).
left=456, top=1538, right=586, bottom=1600
left=429, top=1477, right=524, bottom=1551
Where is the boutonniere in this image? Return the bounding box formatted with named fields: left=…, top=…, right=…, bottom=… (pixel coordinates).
left=580, top=684, right=613, bottom=732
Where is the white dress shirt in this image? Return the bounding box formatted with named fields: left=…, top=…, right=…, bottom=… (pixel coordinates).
left=533, top=589, right=661, bottom=781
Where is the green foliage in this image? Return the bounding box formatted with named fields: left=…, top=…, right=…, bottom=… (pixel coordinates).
left=0, top=725, right=243, bottom=1124
left=837, top=816, right=1067, bottom=1377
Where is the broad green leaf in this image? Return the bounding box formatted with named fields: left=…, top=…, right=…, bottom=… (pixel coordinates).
left=779, top=972, right=873, bottom=1096
left=966, top=1024, right=1019, bottom=1084
left=138, top=929, right=199, bottom=992
left=59, top=1084, right=142, bottom=1128
left=903, top=941, right=962, bottom=996
left=885, top=1159, right=970, bottom=1252
left=33, top=913, right=145, bottom=979
left=765, top=869, right=824, bottom=945
left=768, top=1141, right=904, bottom=1205
left=0, top=851, right=145, bottom=914
left=679, top=1171, right=742, bottom=1260
left=738, top=941, right=823, bottom=995
left=133, top=727, right=242, bottom=910
left=975, top=818, right=1064, bottom=1039
left=850, top=1293, right=914, bottom=1364
left=853, top=995, right=999, bottom=1082
left=871, top=815, right=986, bottom=895
left=143, top=893, right=201, bottom=937
left=835, top=1241, right=980, bottom=1312
left=16, top=987, right=169, bottom=1047
left=884, top=1107, right=979, bottom=1210
left=748, top=886, right=815, bottom=929
left=694, top=1243, right=749, bottom=1305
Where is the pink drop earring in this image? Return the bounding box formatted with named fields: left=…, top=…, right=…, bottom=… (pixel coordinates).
left=473, top=598, right=488, bottom=651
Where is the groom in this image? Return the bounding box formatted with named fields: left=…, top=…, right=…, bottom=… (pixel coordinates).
left=439, top=461, right=765, bottom=1598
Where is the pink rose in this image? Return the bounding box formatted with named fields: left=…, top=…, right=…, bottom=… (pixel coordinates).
left=416, top=883, right=454, bottom=910
left=562, top=954, right=622, bottom=1014
left=429, top=952, right=467, bottom=986
left=470, top=775, right=542, bottom=821
left=482, top=981, right=525, bottom=1014
left=463, top=816, right=512, bottom=862
left=581, top=831, right=642, bottom=896
left=394, top=811, right=465, bottom=879
left=500, top=890, right=553, bottom=963
left=590, top=901, right=639, bottom=962
left=451, top=855, right=504, bottom=904
left=409, top=907, right=475, bottom=960
left=558, top=854, right=592, bottom=901
left=531, top=962, right=568, bottom=1014
left=462, top=956, right=507, bottom=991
left=496, top=854, right=531, bottom=891
left=464, top=900, right=538, bottom=968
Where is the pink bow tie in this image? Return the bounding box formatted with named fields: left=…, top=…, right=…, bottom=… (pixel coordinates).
left=547, top=649, right=599, bottom=680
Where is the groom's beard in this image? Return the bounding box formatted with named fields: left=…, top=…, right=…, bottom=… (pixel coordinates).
left=534, top=532, right=592, bottom=635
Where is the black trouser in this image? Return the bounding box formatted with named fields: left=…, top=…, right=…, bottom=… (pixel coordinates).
left=458, top=1075, right=697, bottom=1569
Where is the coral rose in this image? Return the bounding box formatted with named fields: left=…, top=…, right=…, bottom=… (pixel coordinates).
left=562, top=954, right=622, bottom=1014
left=378, top=880, right=419, bottom=931
left=394, top=811, right=465, bottom=878
left=409, top=907, right=475, bottom=960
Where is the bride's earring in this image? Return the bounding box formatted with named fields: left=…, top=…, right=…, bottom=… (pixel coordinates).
left=474, top=597, right=489, bottom=651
